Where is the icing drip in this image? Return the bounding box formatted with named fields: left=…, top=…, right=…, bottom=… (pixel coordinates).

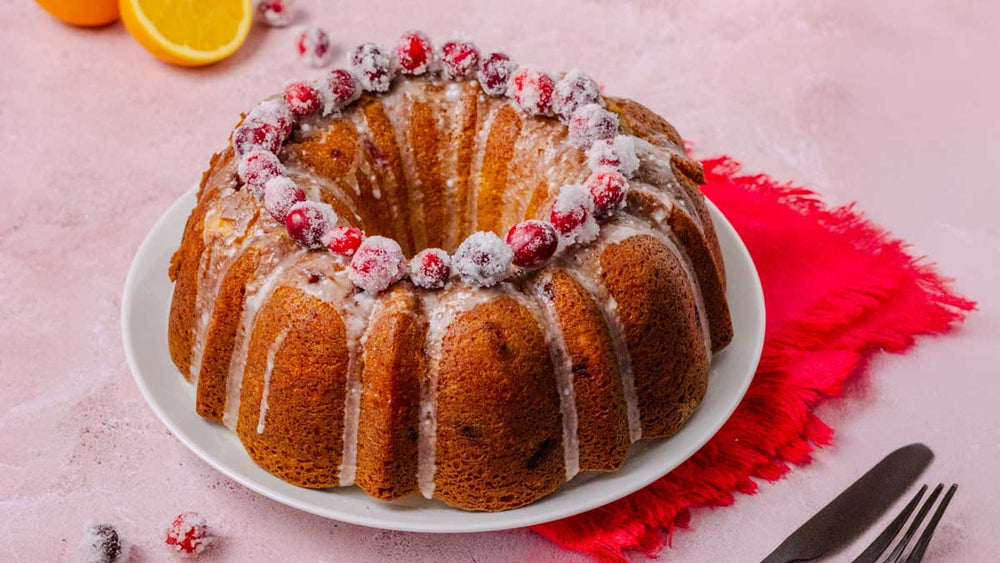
left=296, top=268, right=376, bottom=487
left=256, top=328, right=289, bottom=434
left=222, top=246, right=307, bottom=430
left=417, top=286, right=496, bottom=498
left=526, top=275, right=580, bottom=481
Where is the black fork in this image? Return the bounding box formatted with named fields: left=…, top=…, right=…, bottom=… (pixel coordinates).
left=851, top=483, right=958, bottom=563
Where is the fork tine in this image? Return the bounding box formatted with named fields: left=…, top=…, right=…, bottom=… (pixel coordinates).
left=850, top=485, right=928, bottom=563
left=885, top=484, right=944, bottom=563
left=904, top=484, right=958, bottom=563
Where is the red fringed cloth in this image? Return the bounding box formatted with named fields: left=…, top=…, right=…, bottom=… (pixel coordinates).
left=530, top=155, right=975, bottom=561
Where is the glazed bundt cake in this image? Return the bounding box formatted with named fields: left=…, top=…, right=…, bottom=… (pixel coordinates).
left=168, top=32, right=733, bottom=512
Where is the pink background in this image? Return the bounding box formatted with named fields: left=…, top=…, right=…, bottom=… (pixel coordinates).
left=2, top=1, right=998, bottom=561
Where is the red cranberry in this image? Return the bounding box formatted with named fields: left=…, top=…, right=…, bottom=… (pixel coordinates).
left=395, top=31, right=432, bottom=75
left=297, top=27, right=331, bottom=68
left=349, top=236, right=407, bottom=293
left=586, top=169, right=629, bottom=219
left=553, top=70, right=602, bottom=121
left=322, top=68, right=359, bottom=113
left=263, top=177, right=305, bottom=222
left=257, top=0, right=292, bottom=27
left=237, top=150, right=284, bottom=196
left=285, top=201, right=335, bottom=249
left=478, top=52, right=515, bottom=97
left=505, top=220, right=558, bottom=269
left=83, top=523, right=129, bottom=563
left=410, top=248, right=452, bottom=289
left=164, top=512, right=213, bottom=558
left=508, top=67, right=555, bottom=116
left=549, top=184, right=598, bottom=244
left=232, top=120, right=283, bottom=156
left=440, top=40, right=480, bottom=80
left=350, top=42, right=394, bottom=92
left=326, top=225, right=364, bottom=257
left=568, top=103, right=618, bottom=147
left=283, top=81, right=321, bottom=117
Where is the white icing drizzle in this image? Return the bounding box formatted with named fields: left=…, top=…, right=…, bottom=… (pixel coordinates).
left=296, top=268, right=376, bottom=487
left=467, top=103, right=500, bottom=233
left=417, top=286, right=496, bottom=499
left=526, top=274, right=580, bottom=481
left=222, top=246, right=307, bottom=430
left=256, top=328, right=289, bottom=434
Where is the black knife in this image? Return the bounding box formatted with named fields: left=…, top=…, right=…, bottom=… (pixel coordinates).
left=761, top=443, right=934, bottom=563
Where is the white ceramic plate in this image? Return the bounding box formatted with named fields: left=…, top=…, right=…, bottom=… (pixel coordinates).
left=122, top=186, right=765, bottom=533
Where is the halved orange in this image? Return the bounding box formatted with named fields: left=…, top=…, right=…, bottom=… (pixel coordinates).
left=36, top=0, right=119, bottom=27
left=119, top=0, right=252, bottom=67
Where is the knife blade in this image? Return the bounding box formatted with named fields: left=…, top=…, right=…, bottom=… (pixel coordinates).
left=761, top=443, right=933, bottom=563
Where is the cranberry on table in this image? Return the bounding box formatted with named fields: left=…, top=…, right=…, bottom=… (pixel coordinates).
left=410, top=248, right=452, bottom=289
left=395, top=31, right=433, bottom=75
left=326, top=225, right=364, bottom=257
left=506, top=220, right=558, bottom=269
left=82, top=522, right=129, bottom=563
left=256, top=0, right=293, bottom=27
left=297, top=27, right=332, bottom=68
left=164, top=512, right=213, bottom=558
left=440, top=40, right=480, bottom=79
left=479, top=52, right=515, bottom=97
left=285, top=201, right=335, bottom=249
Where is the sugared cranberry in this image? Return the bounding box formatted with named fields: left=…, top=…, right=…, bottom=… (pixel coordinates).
left=164, top=512, right=213, bottom=558
left=318, top=68, right=360, bottom=114
left=349, top=236, right=407, bottom=294
left=410, top=248, right=452, bottom=289
left=263, top=176, right=305, bottom=222
left=325, top=225, right=364, bottom=257
left=508, top=67, right=555, bottom=116
left=395, top=31, right=433, bottom=75
left=452, top=231, right=514, bottom=287
left=82, top=522, right=129, bottom=563
left=553, top=70, right=602, bottom=122
left=505, top=220, right=558, bottom=269
left=478, top=52, right=515, bottom=97
left=549, top=184, right=599, bottom=245
left=439, top=40, right=480, bottom=80
left=283, top=81, right=321, bottom=117
left=257, top=0, right=292, bottom=27
left=586, top=169, right=629, bottom=220
left=247, top=99, right=293, bottom=139
left=350, top=42, right=394, bottom=93
left=232, top=119, right=283, bottom=156
left=237, top=150, right=284, bottom=196
left=568, top=103, right=618, bottom=147
left=297, top=27, right=331, bottom=68
left=285, top=201, right=336, bottom=249
left=586, top=135, right=640, bottom=178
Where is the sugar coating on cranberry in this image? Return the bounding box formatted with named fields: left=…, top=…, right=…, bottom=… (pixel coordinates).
left=248, top=99, right=294, bottom=139
left=256, top=0, right=293, bottom=27
left=568, top=103, right=619, bottom=147
left=81, top=522, right=130, bottom=563
left=297, top=27, right=332, bottom=68
left=553, top=70, right=602, bottom=122
left=550, top=184, right=599, bottom=245
left=232, top=119, right=283, bottom=156
left=263, top=176, right=305, bottom=222
left=506, top=220, right=558, bottom=269
left=349, top=236, right=407, bottom=293
left=283, top=81, right=321, bottom=117
left=285, top=201, right=336, bottom=249
left=478, top=52, right=515, bottom=97
left=439, top=40, right=480, bottom=80
left=350, top=42, right=394, bottom=93
left=586, top=135, right=640, bottom=178
left=237, top=150, right=285, bottom=197
left=395, top=31, right=433, bottom=75
left=410, top=248, right=452, bottom=289
left=453, top=231, right=514, bottom=287
left=508, top=67, right=556, bottom=116
left=165, top=512, right=213, bottom=558
left=318, top=69, right=361, bottom=115
left=586, top=168, right=629, bottom=219
left=324, top=225, right=364, bottom=257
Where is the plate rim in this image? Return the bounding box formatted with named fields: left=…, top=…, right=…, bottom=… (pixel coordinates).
left=122, top=185, right=765, bottom=533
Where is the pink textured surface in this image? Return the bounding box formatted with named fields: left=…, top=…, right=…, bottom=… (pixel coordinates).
left=1, top=1, right=997, bottom=561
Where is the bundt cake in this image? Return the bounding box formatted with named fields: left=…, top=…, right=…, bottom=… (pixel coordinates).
left=167, top=32, right=733, bottom=512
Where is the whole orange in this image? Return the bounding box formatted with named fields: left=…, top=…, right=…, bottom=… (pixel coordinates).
left=36, top=0, right=119, bottom=27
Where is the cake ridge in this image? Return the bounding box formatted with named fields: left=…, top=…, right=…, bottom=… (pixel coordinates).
left=255, top=327, right=289, bottom=435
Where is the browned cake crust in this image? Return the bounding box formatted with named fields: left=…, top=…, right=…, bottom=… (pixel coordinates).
left=432, top=297, right=564, bottom=511
left=168, top=76, right=734, bottom=512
